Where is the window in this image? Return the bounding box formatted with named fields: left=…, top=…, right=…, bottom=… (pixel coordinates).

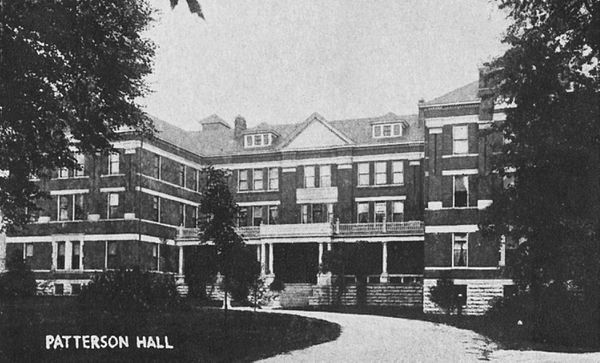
left=74, top=194, right=85, bottom=220
left=300, top=204, right=332, bottom=223
left=357, top=202, right=369, bottom=223
left=74, top=154, right=85, bottom=177
left=57, top=242, right=66, bottom=270
left=153, top=155, right=161, bottom=179
left=301, top=205, right=309, bottom=224
left=152, top=196, right=160, bottom=222
left=108, top=153, right=120, bottom=174
left=372, top=123, right=403, bottom=138
left=375, top=202, right=386, bottom=222
left=453, top=233, right=468, bottom=267
left=245, top=133, right=272, bottom=148
left=107, top=241, right=118, bottom=269
left=25, top=243, right=34, bottom=261
left=452, top=125, right=469, bottom=154
left=58, top=195, right=71, bottom=221
left=503, top=173, right=515, bottom=189
left=304, top=166, right=315, bottom=188
left=252, top=206, right=263, bottom=226
left=107, top=193, right=119, bottom=219
left=71, top=284, right=82, bottom=295
left=375, top=162, right=387, bottom=185
left=392, top=201, right=404, bottom=222
left=71, top=241, right=81, bottom=270
left=454, top=285, right=467, bottom=307
left=268, top=168, right=279, bottom=190
left=55, top=284, right=64, bottom=295
left=238, top=170, right=249, bottom=191
left=254, top=134, right=263, bottom=147
left=179, top=204, right=185, bottom=226
left=253, top=169, right=263, bottom=190
left=358, top=163, right=370, bottom=186
left=238, top=207, right=248, bottom=227
left=392, top=161, right=404, bottom=184
left=454, top=175, right=469, bottom=207
left=178, top=164, right=185, bottom=186
left=152, top=245, right=159, bottom=270
left=191, top=169, right=199, bottom=191
left=319, top=165, right=331, bottom=187
left=58, top=167, right=69, bottom=179
left=268, top=206, right=278, bottom=224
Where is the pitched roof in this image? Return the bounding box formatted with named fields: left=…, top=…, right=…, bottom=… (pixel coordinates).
left=421, top=81, right=480, bottom=106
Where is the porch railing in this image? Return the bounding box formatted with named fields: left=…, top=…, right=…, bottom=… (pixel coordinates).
left=335, top=220, right=424, bottom=235
left=343, top=274, right=423, bottom=284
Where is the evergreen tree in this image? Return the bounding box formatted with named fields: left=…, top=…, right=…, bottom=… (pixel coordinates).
left=482, top=0, right=600, bottom=342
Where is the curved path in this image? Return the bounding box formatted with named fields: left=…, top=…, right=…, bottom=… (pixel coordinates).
left=253, top=309, right=600, bottom=362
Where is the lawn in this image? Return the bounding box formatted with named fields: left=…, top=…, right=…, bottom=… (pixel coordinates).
left=0, top=297, right=341, bottom=362
left=293, top=305, right=600, bottom=353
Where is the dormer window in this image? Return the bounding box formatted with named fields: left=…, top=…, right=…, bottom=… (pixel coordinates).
left=244, top=133, right=273, bottom=148
left=372, top=123, right=403, bottom=138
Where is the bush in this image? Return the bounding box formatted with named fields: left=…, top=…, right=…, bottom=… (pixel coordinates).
left=486, top=284, right=599, bottom=348
left=0, top=250, right=37, bottom=298
left=269, top=278, right=285, bottom=292
left=78, top=267, right=182, bottom=312
left=429, top=272, right=461, bottom=315
left=221, top=244, right=261, bottom=303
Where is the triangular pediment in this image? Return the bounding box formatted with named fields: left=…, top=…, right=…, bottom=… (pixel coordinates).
left=283, top=113, right=353, bottom=150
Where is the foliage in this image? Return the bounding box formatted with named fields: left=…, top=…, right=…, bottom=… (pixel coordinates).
left=481, top=0, right=600, bottom=343
left=429, top=272, right=459, bottom=315
left=486, top=286, right=598, bottom=348
left=0, top=250, right=37, bottom=298
left=0, top=0, right=155, bottom=227
left=184, top=245, right=218, bottom=298
left=198, top=165, right=260, bottom=306
left=269, top=277, right=286, bottom=292
left=77, top=267, right=181, bottom=312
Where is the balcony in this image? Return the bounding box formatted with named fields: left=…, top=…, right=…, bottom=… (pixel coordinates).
left=335, top=221, right=424, bottom=236
left=260, top=223, right=333, bottom=238
left=177, top=220, right=424, bottom=242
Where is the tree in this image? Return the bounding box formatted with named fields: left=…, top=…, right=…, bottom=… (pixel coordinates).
left=0, top=249, right=37, bottom=298
left=482, top=0, right=600, bottom=343
left=198, top=166, right=260, bottom=315
left=0, top=0, right=156, bottom=228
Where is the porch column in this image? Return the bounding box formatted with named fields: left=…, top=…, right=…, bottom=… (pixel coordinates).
left=260, top=243, right=267, bottom=275
left=318, top=242, right=324, bottom=265
left=268, top=243, right=274, bottom=275
left=0, top=211, right=5, bottom=271
left=381, top=242, right=389, bottom=283
left=327, top=242, right=332, bottom=251
left=178, top=245, right=184, bottom=275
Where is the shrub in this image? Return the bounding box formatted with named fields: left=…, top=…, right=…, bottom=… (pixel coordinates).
left=0, top=250, right=37, bottom=298
left=486, top=284, right=599, bottom=348
left=221, top=244, right=261, bottom=303
left=269, top=278, right=285, bottom=292
left=429, top=272, right=460, bottom=314
left=78, top=267, right=182, bottom=312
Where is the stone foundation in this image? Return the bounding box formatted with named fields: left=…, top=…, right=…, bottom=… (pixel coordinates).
left=309, top=283, right=423, bottom=307
left=423, top=278, right=513, bottom=315
left=36, top=279, right=91, bottom=296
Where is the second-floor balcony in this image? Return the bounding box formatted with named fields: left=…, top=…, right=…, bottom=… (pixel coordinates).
left=177, top=220, right=424, bottom=242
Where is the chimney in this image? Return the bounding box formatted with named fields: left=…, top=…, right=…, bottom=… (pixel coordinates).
left=234, top=115, right=247, bottom=138
left=418, top=98, right=425, bottom=127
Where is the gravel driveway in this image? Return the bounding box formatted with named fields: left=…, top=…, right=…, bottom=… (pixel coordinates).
left=254, top=309, right=600, bottom=363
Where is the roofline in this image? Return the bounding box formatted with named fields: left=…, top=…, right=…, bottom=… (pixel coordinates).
left=418, top=100, right=481, bottom=108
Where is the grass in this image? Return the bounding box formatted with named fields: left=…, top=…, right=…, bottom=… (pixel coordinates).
left=0, top=297, right=341, bottom=362
left=292, top=305, right=600, bottom=353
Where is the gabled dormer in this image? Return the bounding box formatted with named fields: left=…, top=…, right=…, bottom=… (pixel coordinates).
left=370, top=113, right=409, bottom=139
left=243, top=132, right=278, bottom=148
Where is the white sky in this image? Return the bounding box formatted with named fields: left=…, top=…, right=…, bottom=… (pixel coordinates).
left=141, top=0, right=510, bottom=130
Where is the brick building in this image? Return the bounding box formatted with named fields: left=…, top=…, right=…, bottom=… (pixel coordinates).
left=0, top=71, right=513, bottom=314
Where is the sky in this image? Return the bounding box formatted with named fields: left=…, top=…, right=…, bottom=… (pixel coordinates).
left=141, top=0, right=511, bottom=131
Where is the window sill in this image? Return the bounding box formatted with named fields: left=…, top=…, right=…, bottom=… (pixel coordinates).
left=442, top=153, right=479, bottom=158
left=237, top=189, right=279, bottom=194
left=356, top=184, right=405, bottom=188
left=139, top=173, right=201, bottom=194
left=100, top=174, right=125, bottom=178
left=51, top=176, right=90, bottom=180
